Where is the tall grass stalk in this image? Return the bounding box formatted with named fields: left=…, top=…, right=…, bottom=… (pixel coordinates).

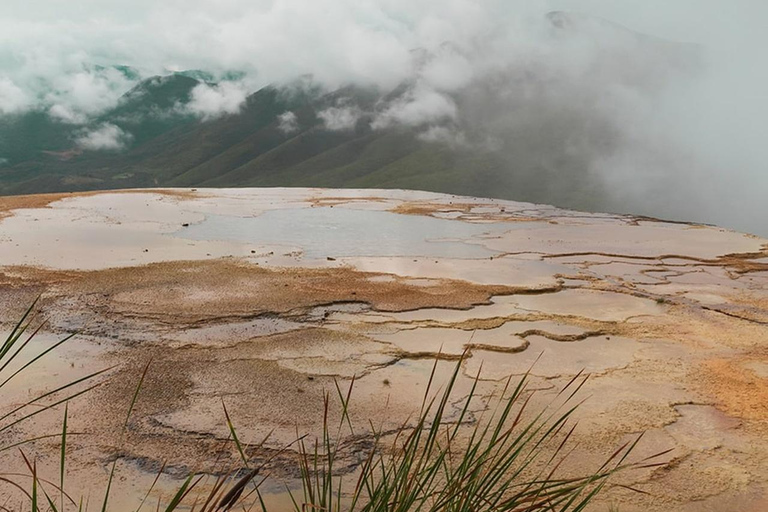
left=290, top=358, right=665, bottom=512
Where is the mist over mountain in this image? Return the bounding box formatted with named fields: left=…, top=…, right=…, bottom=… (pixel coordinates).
left=1, top=1, right=766, bottom=235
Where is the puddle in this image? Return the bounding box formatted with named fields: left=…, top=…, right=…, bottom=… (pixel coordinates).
left=368, top=321, right=581, bottom=357
left=372, top=327, right=478, bottom=356
left=0, top=330, right=108, bottom=406
left=464, top=334, right=643, bottom=380
left=374, top=290, right=664, bottom=325
left=179, top=207, right=510, bottom=259
left=0, top=200, right=252, bottom=270
left=512, top=289, right=665, bottom=321
left=344, top=255, right=564, bottom=287
left=476, top=222, right=762, bottom=259
left=665, top=405, right=741, bottom=451
left=376, top=295, right=531, bottom=324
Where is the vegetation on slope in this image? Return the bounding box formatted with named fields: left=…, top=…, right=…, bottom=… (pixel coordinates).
left=0, top=72, right=612, bottom=212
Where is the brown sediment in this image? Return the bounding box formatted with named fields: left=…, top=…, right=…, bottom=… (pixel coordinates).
left=714, top=248, right=768, bottom=275
left=1, top=188, right=767, bottom=511
left=545, top=248, right=768, bottom=275
left=516, top=328, right=606, bottom=342
left=696, top=352, right=768, bottom=425
left=0, top=188, right=202, bottom=220
left=392, top=201, right=491, bottom=216
left=721, top=292, right=768, bottom=323
left=630, top=214, right=714, bottom=227
left=0, top=191, right=80, bottom=218
left=465, top=340, right=531, bottom=354
left=559, top=305, right=767, bottom=351
left=390, top=201, right=541, bottom=223
left=404, top=301, right=766, bottom=354
left=74, top=332, right=471, bottom=474
left=3, top=259, right=515, bottom=326
left=81, top=353, right=339, bottom=477
left=310, top=195, right=391, bottom=207
left=390, top=351, right=466, bottom=361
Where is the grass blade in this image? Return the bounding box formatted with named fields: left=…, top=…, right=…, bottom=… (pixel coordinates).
left=222, top=400, right=248, bottom=468
left=61, top=403, right=68, bottom=512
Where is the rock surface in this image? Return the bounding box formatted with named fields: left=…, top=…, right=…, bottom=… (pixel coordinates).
left=0, top=188, right=766, bottom=511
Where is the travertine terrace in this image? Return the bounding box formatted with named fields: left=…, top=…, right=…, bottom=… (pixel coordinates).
left=0, top=188, right=766, bottom=511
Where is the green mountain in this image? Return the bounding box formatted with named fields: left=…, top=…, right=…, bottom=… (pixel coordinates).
left=0, top=73, right=199, bottom=165
left=0, top=13, right=699, bottom=213
left=0, top=77, right=610, bottom=210
left=98, top=73, right=200, bottom=146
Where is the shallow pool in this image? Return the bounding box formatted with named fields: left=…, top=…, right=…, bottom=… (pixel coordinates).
left=179, top=206, right=510, bottom=259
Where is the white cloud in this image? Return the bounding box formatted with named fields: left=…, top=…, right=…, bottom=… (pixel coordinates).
left=419, top=46, right=474, bottom=92
left=418, top=125, right=467, bottom=147
left=0, top=157, right=9, bottom=166
left=184, top=81, right=248, bottom=120
left=44, top=68, right=138, bottom=123
left=75, top=123, right=132, bottom=151
left=317, top=105, right=361, bottom=131
left=48, top=104, right=88, bottom=124
left=372, top=86, right=457, bottom=129
left=0, top=0, right=505, bottom=119
left=0, top=78, right=31, bottom=114
left=277, top=111, right=299, bottom=134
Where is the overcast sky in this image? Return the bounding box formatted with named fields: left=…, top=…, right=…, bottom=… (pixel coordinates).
left=2, top=1, right=764, bottom=93
left=0, top=1, right=766, bottom=234
left=3, top=1, right=765, bottom=123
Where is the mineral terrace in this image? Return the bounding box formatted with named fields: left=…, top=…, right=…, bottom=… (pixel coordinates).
left=0, top=188, right=766, bottom=511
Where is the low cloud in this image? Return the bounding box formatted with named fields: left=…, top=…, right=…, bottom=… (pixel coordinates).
left=372, top=86, right=457, bottom=129
left=317, top=105, right=361, bottom=131
left=45, top=68, right=138, bottom=124
left=75, top=123, right=132, bottom=151
left=419, top=45, right=474, bottom=93
left=277, top=111, right=299, bottom=134
left=418, top=125, right=467, bottom=147
left=48, top=104, right=88, bottom=124
left=183, top=82, right=248, bottom=120
left=0, top=78, right=31, bottom=115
